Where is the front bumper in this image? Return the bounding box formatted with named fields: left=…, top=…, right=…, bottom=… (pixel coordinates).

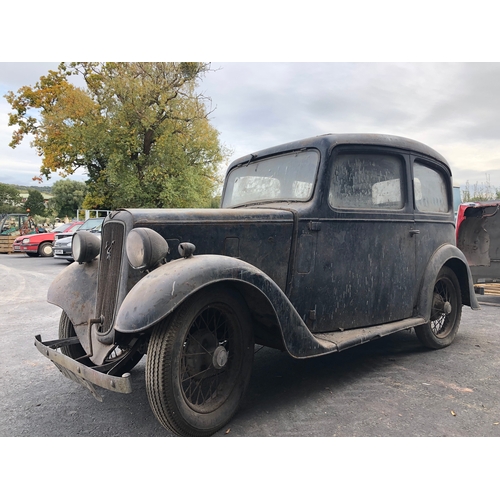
left=14, top=244, right=37, bottom=253
left=34, top=335, right=132, bottom=401
left=53, top=248, right=73, bottom=260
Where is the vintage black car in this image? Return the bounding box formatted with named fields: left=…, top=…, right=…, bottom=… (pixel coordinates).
left=35, top=133, right=479, bottom=436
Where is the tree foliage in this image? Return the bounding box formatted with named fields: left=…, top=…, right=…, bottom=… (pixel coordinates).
left=0, top=183, right=23, bottom=214
left=5, top=62, right=227, bottom=209
left=24, top=189, right=46, bottom=216
left=48, top=179, right=88, bottom=218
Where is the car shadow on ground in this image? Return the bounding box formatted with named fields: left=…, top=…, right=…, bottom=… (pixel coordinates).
left=234, top=329, right=426, bottom=415
left=51, top=329, right=426, bottom=437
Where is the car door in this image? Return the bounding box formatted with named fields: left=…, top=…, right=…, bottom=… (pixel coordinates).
left=411, top=157, right=456, bottom=282
left=293, top=147, right=416, bottom=333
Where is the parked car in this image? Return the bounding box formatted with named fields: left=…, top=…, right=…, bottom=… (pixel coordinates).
left=35, top=133, right=479, bottom=436
left=12, top=221, right=83, bottom=257
left=456, top=200, right=500, bottom=283
left=53, top=218, right=104, bottom=262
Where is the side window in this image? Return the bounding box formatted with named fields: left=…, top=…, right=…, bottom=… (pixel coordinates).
left=413, top=162, right=449, bottom=213
left=329, top=153, right=404, bottom=210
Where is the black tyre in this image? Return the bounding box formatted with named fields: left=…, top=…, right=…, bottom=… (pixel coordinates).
left=59, top=310, right=88, bottom=360
left=146, top=286, right=254, bottom=437
left=58, top=311, right=144, bottom=373
left=38, top=242, right=53, bottom=257
left=415, top=267, right=462, bottom=349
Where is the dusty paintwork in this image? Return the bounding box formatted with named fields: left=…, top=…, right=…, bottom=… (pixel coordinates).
left=35, top=133, right=480, bottom=436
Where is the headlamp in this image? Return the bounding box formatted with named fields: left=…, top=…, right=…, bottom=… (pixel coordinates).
left=126, top=227, right=169, bottom=270
left=72, top=231, right=101, bottom=263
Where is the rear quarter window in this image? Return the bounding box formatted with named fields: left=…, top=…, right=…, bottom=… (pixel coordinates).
left=413, top=162, right=449, bottom=213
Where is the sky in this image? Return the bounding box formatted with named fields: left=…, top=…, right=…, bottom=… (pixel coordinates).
left=1, top=61, right=500, bottom=197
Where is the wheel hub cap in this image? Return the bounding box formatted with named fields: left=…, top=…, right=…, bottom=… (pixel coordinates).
left=443, top=301, right=452, bottom=315
left=213, top=345, right=228, bottom=369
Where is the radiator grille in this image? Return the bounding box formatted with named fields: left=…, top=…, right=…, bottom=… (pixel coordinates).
left=96, top=221, right=125, bottom=334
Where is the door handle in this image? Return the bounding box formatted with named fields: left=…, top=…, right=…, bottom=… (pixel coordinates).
left=409, top=229, right=420, bottom=236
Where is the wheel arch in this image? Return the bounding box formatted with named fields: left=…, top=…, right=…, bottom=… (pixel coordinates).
left=114, top=255, right=327, bottom=358
left=417, top=244, right=480, bottom=321
left=223, top=280, right=286, bottom=351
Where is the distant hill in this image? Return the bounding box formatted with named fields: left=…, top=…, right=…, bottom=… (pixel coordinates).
left=10, top=184, right=52, bottom=194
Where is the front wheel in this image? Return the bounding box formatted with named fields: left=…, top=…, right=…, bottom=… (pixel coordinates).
left=38, top=242, right=53, bottom=257
left=146, top=286, right=254, bottom=437
left=415, top=267, right=462, bottom=349
left=58, top=311, right=144, bottom=374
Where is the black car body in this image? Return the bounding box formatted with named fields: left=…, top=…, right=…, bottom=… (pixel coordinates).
left=35, top=133, right=479, bottom=436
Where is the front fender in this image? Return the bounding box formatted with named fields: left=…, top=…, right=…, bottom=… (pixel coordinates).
left=114, top=255, right=331, bottom=358
left=47, top=258, right=99, bottom=353
left=417, top=244, right=480, bottom=320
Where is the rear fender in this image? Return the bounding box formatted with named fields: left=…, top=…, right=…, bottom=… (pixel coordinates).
left=114, top=254, right=328, bottom=358
left=417, top=244, right=480, bottom=321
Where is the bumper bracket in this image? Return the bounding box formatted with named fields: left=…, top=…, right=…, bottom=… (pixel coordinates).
left=34, top=335, right=132, bottom=401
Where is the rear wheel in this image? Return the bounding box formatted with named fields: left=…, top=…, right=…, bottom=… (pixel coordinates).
left=415, top=267, right=462, bottom=349
left=146, top=286, right=254, bottom=437
left=38, top=242, right=53, bottom=257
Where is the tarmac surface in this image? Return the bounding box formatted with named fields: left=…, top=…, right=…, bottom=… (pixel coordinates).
left=1, top=251, right=499, bottom=437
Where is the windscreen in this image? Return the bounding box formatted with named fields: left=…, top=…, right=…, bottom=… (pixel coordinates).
left=79, top=218, right=103, bottom=231
left=222, top=150, right=319, bottom=207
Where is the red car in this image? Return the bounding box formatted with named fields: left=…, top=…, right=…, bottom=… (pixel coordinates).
left=12, top=221, right=83, bottom=257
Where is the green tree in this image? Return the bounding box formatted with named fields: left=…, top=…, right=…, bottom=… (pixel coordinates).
left=48, top=179, right=87, bottom=218
left=24, top=189, right=46, bottom=216
left=0, top=183, right=23, bottom=214
left=5, top=62, right=227, bottom=210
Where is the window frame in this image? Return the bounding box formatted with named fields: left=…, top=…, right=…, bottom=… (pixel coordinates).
left=411, top=157, right=452, bottom=216
left=327, top=147, right=410, bottom=215
left=221, top=148, right=321, bottom=208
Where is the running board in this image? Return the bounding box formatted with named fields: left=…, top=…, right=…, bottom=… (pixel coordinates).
left=313, top=317, right=426, bottom=352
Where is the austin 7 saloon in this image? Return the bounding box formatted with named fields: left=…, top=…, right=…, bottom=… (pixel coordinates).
left=35, top=133, right=479, bottom=436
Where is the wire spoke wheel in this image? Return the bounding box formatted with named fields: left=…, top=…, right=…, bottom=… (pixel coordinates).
left=416, top=267, right=462, bottom=349
left=181, top=305, right=240, bottom=412
left=146, top=286, right=254, bottom=437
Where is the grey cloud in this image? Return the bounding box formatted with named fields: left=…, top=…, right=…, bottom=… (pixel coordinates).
left=0, top=62, right=59, bottom=89
left=2, top=62, right=500, bottom=189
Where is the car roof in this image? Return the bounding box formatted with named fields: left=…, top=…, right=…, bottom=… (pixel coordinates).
left=228, top=133, right=449, bottom=170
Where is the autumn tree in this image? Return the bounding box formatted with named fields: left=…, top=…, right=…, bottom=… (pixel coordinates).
left=0, top=183, right=23, bottom=214
left=5, top=62, right=227, bottom=210
left=24, top=189, right=46, bottom=216
left=48, top=179, right=88, bottom=218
